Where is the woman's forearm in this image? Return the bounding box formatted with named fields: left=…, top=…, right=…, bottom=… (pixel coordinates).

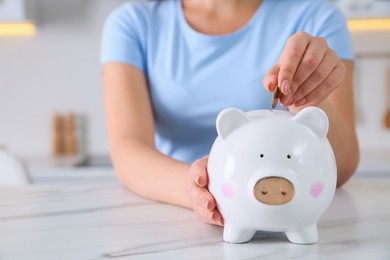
left=110, top=138, right=192, bottom=208
left=103, top=63, right=192, bottom=208
left=318, top=101, right=360, bottom=187
left=290, top=100, right=360, bottom=187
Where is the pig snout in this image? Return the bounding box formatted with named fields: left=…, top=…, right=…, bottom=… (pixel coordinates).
left=253, top=177, right=295, bottom=205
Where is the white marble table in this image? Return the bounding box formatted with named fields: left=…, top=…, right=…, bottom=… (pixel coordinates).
left=0, top=178, right=389, bottom=260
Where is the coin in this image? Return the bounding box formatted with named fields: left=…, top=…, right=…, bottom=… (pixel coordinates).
left=272, top=85, right=281, bottom=109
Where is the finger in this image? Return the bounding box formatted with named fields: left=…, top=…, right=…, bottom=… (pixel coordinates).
left=288, top=37, right=327, bottom=96
left=278, top=32, right=311, bottom=95
left=263, top=64, right=279, bottom=92
left=189, top=184, right=215, bottom=210
left=197, top=207, right=224, bottom=226
left=279, top=89, right=295, bottom=107
left=295, top=61, right=345, bottom=107
left=190, top=156, right=209, bottom=187
left=190, top=186, right=223, bottom=226
left=211, top=208, right=224, bottom=226
left=291, top=49, right=338, bottom=104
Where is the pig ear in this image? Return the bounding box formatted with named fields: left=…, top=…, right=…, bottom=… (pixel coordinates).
left=216, top=108, right=249, bottom=140
left=292, top=107, right=329, bottom=139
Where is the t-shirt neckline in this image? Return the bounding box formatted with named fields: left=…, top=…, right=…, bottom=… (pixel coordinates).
left=176, top=0, right=268, bottom=43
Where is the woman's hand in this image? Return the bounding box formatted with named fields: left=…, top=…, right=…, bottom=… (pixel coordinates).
left=263, top=31, right=345, bottom=108
left=187, top=156, right=224, bottom=226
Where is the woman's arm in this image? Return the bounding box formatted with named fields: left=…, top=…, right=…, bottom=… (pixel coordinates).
left=290, top=61, right=360, bottom=186
left=318, top=61, right=360, bottom=186
left=263, top=32, right=360, bottom=187
left=103, top=63, right=190, bottom=207
left=103, top=63, right=223, bottom=225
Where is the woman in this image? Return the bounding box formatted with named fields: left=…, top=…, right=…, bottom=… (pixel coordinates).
left=100, top=0, right=359, bottom=226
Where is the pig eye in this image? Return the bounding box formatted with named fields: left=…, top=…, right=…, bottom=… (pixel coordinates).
left=260, top=154, right=264, bottom=158
left=287, top=154, right=292, bottom=159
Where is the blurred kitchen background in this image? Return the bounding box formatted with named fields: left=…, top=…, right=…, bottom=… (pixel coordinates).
left=0, top=0, right=389, bottom=184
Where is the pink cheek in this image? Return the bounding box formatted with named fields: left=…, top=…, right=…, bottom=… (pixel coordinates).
left=310, top=182, right=324, bottom=198
left=222, top=182, right=235, bottom=198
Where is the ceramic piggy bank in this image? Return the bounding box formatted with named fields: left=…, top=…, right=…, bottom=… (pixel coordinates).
left=208, top=107, right=337, bottom=244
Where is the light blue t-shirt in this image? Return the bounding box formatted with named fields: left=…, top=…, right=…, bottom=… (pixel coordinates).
left=100, top=0, right=354, bottom=164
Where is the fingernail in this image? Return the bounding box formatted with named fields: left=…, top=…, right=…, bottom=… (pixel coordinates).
left=281, top=80, right=290, bottom=95
left=211, top=211, right=216, bottom=221
left=205, top=200, right=211, bottom=209
left=266, top=81, right=272, bottom=92
left=295, top=98, right=307, bottom=107
left=195, top=175, right=201, bottom=185
left=286, top=97, right=295, bottom=107
left=280, top=92, right=293, bottom=106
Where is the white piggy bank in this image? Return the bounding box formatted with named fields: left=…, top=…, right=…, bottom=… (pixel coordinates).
left=208, top=107, right=337, bottom=244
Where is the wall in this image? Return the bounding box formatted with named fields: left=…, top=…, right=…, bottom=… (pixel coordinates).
left=0, top=0, right=389, bottom=168
left=0, top=0, right=128, bottom=157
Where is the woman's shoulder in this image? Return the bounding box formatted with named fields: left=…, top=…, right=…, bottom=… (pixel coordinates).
left=264, top=0, right=345, bottom=32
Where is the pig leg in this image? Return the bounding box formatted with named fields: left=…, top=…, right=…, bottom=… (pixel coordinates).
left=223, top=222, right=256, bottom=243
left=285, top=223, right=318, bottom=244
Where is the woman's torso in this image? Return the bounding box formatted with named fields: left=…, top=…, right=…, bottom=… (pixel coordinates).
left=101, top=0, right=353, bottom=163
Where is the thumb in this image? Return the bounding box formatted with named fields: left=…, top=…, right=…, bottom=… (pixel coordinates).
left=192, top=157, right=209, bottom=187
left=263, top=64, right=280, bottom=93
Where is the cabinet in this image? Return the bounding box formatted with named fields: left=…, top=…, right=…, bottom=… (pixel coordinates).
left=333, top=0, right=390, bottom=19
left=352, top=32, right=390, bottom=174
left=0, top=0, right=27, bottom=21
left=24, top=155, right=117, bottom=185
left=29, top=167, right=117, bottom=185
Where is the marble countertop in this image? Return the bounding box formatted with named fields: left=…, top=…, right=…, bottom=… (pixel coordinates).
left=0, top=179, right=389, bottom=260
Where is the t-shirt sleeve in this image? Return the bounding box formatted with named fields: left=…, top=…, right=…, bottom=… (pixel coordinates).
left=100, top=4, right=146, bottom=71
left=307, top=3, right=354, bottom=61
